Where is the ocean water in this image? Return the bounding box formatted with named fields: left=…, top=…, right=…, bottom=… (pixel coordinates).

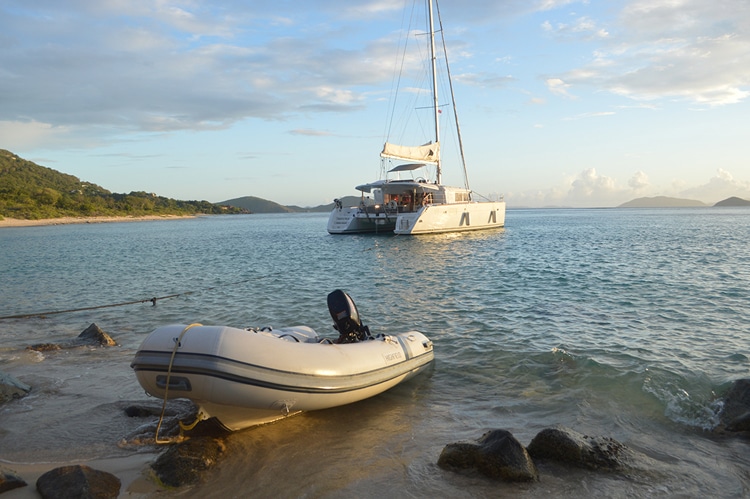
left=0, top=208, right=748, bottom=498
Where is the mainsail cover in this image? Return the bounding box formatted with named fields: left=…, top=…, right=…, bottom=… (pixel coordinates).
left=381, top=141, right=439, bottom=163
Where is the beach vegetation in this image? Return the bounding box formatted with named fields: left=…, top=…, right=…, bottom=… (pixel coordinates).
left=0, top=149, right=246, bottom=219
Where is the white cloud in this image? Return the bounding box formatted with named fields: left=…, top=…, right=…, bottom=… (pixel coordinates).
left=554, top=0, right=750, bottom=106
left=536, top=0, right=585, bottom=11
left=542, top=16, right=609, bottom=40
left=0, top=1, right=415, bottom=152
left=508, top=167, right=750, bottom=207
left=546, top=78, right=576, bottom=98
left=563, top=111, right=615, bottom=120
left=0, top=121, right=75, bottom=149
left=679, top=168, right=750, bottom=203
left=509, top=168, right=635, bottom=207
left=456, top=72, right=516, bottom=88
left=628, top=170, right=649, bottom=191
left=289, top=129, right=334, bottom=137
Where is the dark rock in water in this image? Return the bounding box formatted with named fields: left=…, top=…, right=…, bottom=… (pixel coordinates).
left=527, top=426, right=645, bottom=471
left=0, top=370, right=31, bottom=403
left=437, top=429, right=539, bottom=482
left=28, top=323, right=117, bottom=351
left=121, top=400, right=227, bottom=447
left=26, top=343, right=61, bottom=352
left=77, top=323, right=117, bottom=346
left=0, top=466, right=27, bottom=493
left=36, top=465, right=120, bottom=499
left=151, top=437, right=226, bottom=488
left=121, top=400, right=202, bottom=443
left=718, top=378, right=750, bottom=432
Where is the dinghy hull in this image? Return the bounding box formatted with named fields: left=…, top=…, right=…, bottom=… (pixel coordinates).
left=131, top=324, right=434, bottom=430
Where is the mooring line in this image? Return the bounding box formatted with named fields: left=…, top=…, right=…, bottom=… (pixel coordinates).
left=0, top=278, right=255, bottom=320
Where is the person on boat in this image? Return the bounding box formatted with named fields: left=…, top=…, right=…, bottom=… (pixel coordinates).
left=402, top=194, right=412, bottom=211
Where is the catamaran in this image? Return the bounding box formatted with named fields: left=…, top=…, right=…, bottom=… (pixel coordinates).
left=327, top=0, right=505, bottom=235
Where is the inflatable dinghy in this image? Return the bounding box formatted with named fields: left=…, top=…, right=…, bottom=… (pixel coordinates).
left=131, top=290, right=434, bottom=431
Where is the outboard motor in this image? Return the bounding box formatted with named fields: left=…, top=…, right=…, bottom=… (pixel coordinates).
left=327, top=289, right=370, bottom=343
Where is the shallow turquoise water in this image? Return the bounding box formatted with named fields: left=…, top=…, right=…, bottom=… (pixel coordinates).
left=1, top=209, right=748, bottom=497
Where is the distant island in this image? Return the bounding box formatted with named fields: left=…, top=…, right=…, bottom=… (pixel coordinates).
left=618, top=196, right=706, bottom=208
left=619, top=195, right=750, bottom=208
left=714, top=196, right=750, bottom=207
left=0, top=149, right=246, bottom=221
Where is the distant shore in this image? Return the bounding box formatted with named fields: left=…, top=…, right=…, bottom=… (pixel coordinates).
left=0, top=214, right=198, bottom=228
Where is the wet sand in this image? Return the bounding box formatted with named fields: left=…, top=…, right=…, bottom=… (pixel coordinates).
left=0, top=215, right=197, bottom=228
left=1, top=454, right=160, bottom=498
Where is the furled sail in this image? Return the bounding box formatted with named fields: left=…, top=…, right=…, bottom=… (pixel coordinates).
left=380, top=141, right=439, bottom=163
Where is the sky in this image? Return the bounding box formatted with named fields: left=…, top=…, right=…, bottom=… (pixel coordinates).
left=2, top=0, right=750, bottom=208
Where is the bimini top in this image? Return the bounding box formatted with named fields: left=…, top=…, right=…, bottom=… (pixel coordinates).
left=355, top=179, right=441, bottom=193
left=388, top=163, right=426, bottom=172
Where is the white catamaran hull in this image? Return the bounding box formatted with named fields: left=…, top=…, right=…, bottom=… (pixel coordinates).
left=131, top=324, right=434, bottom=430
left=394, top=201, right=506, bottom=235
left=327, top=206, right=397, bottom=234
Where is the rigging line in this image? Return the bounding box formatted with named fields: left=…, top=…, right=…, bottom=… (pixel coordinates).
left=0, top=277, right=256, bottom=321
left=385, top=0, right=417, bottom=145
left=435, top=0, right=471, bottom=192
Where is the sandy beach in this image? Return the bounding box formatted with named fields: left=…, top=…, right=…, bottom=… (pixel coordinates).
left=0, top=215, right=197, bottom=228
left=2, top=454, right=160, bottom=498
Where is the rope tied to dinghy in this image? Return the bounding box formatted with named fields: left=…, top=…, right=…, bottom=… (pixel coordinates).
left=155, top=322, right=202, bottom=445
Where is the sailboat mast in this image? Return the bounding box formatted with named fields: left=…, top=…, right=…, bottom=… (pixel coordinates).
left=427, top=0, right=441, bottom=184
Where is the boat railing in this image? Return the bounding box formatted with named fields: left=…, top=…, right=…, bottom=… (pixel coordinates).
left=356, top=200, right=424, bottom=216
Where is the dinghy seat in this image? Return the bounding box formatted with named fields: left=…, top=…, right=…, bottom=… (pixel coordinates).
left=327, top=289, right=370, bottom=343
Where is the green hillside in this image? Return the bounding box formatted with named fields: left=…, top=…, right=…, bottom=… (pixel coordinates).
left=0, top=149, right=245, bottom=220
left=220, top=195, right=365, bottom=213
left=219, top=196, right=296, bottom=214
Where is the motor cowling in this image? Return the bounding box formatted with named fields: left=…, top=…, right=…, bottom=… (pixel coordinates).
left=327, top=289, right=370, bottom=343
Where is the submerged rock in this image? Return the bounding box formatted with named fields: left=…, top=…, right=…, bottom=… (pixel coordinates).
left=27, top=323, right=117, bottom=351
left=437, top=429, right=539, bottom=482
left=527, top=426, right=647, bottom=471
left=76, top=323, right=117, bottom=346
left=36, top=465, right=120, bottom=499
left=121, top=399, right=203, bottom=444
left=150, top=436, right=226, bottom=488
left=0, top=370, right=31, bottom=403
left=718, top=378, right=750, bottom=432
left=0, top=466, right=27, bottom=493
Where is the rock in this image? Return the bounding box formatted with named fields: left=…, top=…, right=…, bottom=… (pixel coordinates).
left=0, top=466, right=27, bottom=493
left=77, top=323, right=117, bottom=346
left=36, top=465, right=120, bottom=499
left=718, top=379, right=750, bottom=432
left=28, top=323, right=117, bottom=351
left=121, top=400, right=201, bottom=444
left=26, top=343, right=61, bottom=352
left=150, top=437, right=226, bottom=488
left=121, top=400, right=229, bottom=445
left=527, top=426, right=643, bottom=471
left=437, top=429, right=539, bottom=482
left=0, top=371, right=31, bottom=403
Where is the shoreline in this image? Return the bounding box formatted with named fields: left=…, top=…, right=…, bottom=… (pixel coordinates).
left=1, top=453, right=160, bottom=498
left=0, top=214, right=197, bottom=228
